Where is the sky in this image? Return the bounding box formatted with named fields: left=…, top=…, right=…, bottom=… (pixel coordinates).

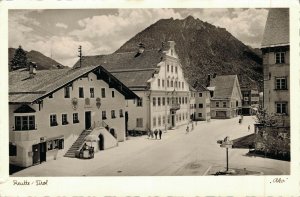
left=9, top=8, right=268, bottom=67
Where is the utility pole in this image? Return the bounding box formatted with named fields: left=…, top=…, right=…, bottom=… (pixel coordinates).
left=78, top=45, right=82, bottom=68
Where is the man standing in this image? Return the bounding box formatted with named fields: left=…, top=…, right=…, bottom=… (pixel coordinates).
left=159, top=129, right=162, bottom=140
left=154, top=129, right=158, bottom=139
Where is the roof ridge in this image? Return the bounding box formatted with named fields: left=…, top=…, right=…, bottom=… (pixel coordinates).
left=110, top=68, right=157, bottom=73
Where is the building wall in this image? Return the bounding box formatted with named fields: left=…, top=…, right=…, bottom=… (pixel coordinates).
left=9, top=72, right=127, bottom=167
left=263, top=49, right=290, bottom=126
left=126, top=91, right=150, bottom=131
left=195, top=91, right=211, bottom=121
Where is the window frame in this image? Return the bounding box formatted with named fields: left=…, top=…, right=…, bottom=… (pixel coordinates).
left=50, top=114, right=58, bottom=127
left=275, top=77, right=288, bottom=90
left=275, top=52, right=285, bottom=64
left=102, top=111, right=107, bottom=120
left=64, top=86, right=70, bottom=98
left=79, top=87, right=84, bottom=98
left=90, top=87, right=95, bottom=98
left=276, top=102, right=288, bottom=115
left=73, top=113, right=79, bottom=124
left=62, top=114, right=68, bottom=125
left=111, top=110, right=116, bottom=119
left=101, top=88, right=106, bottom=98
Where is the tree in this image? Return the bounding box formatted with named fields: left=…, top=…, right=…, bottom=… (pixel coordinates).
left=10, top=45, right=28, bottom=70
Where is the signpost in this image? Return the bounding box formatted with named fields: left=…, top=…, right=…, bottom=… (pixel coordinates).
left=217, top=136, right=233, bottom=172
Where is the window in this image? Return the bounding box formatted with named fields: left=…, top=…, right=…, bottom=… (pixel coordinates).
left=158, top=97, right=161, bottom=106
left=62, top=114, right=68, bottom=125
left=182, top=82, right=184, bottom=89
left=167, top=80, right=170, bottom=87
left=73, top=113, right=79, bottom=124
left=167, top=97, right=170, bottom=105
left=163, top=116, right=166, bottom=124
left=171, top=65, right=173, bottom=72
left=47, top=139, right=64, bottom=151
left=112, top=91, right=115, bottom=98
left=171, top=80, right=173, bottom=87
left=175, top=81, right=177, bottom=88
left=185, top=97, right=187, bottom=104
left=275, top=77, right=287, bottom=90
left=64, top=87, right=70, bottom=98
left=111, top=110, right=116, bottom=119
left=179, top=97, right=181, bottom=104
left=179, top=82, right=181, bottom=88
left=9, top=143, right=17, bottom=156
left=153, top=97, right=156, bottom=106
left=276, top=102, right=288, bottom=114
left=136, top=118, right=143, bottom=128
left=223, top=102, right=227, bottom=108
left=50, top=114, right=57, bottom=126
left=102, top=111, right=107, bottom=120
left=199, top=103, right=203, bottom=108
left=199, top=93, right=202, bottom=97
left=158, top=116, right=161, bottom=126
left=162, top=97, right=165, bottom=106
left=89, top=88, right=94, bottom=98
left=167, top=64, right=169, bottom=72
left=15, top=116, right=35, bottom=131
left=162, top=79, right=165, bottom=87
left=137, top=98, right=143, bottom=107
left=153, top=117, right=156, bottom=127
left=158, top=79, right=160, bottom=87
left=175, top=66, right=178, bottom=73
left=119, top=109, right=124, bottom=117
left=275, top=52, right=285, bottom=64
left=79, top=87, right=84, bottom=98
left=101, top=88, right=106, bottom=98
left=216, top=102, right=220, bottom=107
left=198, top=113, right=202, bottom=117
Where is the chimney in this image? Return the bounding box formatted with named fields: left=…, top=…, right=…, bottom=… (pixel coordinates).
left=29, top=62, right=37, bottom=78
left=138, top=43, right=145, bottom=54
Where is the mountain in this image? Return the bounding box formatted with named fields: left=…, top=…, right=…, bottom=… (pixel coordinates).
left=115, top=16, right=263, bottom=90
left=8, top=48, right=66, bottom=71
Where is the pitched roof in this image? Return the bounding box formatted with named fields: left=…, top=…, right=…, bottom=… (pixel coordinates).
left=209, top=75, right=237, bottom=99
left=110, top=68, right=157, bottom=88
left=261, top=8, right=289, bottom=48
left=74, top=49, right=164, bottom=71
left=9, top=65, right=138, bottom=103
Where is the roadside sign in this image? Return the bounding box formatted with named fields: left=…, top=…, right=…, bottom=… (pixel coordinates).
left=220, top=144, right=233, bottom=148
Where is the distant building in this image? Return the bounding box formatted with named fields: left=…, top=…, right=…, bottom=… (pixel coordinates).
left=194, top=85, right=211, bottom=121
left=77, top=41, right=192, bottom=132
left=208, top=75, right=242, bottom=119
left=9, top=65, right=137, bottom=167
left=261, top=8, right=290, bottom=127
left=241, top=86, right=260, bottom=115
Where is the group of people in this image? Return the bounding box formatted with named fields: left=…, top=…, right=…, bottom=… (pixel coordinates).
left=147, top=129, right=163, bottom=140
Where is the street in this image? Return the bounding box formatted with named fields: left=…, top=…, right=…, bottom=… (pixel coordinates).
left=12, top=116, right=290, bottom=176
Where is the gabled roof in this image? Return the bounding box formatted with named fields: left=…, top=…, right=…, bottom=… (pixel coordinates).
left=9, top=65, right=138, bottom=103
left=74, top=49, right=164, bottom=71
left=261, top=8, right=289, bottom=48
left=209, top=75, right=238, bottom=99
left=110, top=68, right=157, bottom=89
left=72, top=49, right=166, bottom=89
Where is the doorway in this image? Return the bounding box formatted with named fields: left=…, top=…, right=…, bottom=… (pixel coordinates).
left=39, top=142, right=46, bottom=163
left=98, top=134, right=104, bottom=150
left=32, top=144, right=40, bottom=165
left=85, top=111, right=91, bottom=130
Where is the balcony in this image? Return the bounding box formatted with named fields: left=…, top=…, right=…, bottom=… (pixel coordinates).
left=170, top=103, right=180, bottom=111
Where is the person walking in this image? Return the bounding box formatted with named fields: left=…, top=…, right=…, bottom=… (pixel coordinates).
left=248, top=125, right=250, bottom=132
left=154, top=129, right=158, bottom=139
left=186, top=125, right=189, bottom=134
left=147, top=129, right=151, bottom=139
left=159, top=129, right=162, bottom=140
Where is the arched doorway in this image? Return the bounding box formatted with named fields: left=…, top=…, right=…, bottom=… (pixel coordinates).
left=110, top=128, right=117, bottom=139
left=98, top=134, right=104, bottom=150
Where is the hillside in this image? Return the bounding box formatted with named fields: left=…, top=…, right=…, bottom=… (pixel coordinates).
left=115, top=16, right=263, bottom=90
left=9, top=48, right=66, bottom=70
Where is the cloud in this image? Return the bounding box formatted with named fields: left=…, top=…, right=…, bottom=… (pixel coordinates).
left=70, top=9, right=183, bottom=54
left=55, top=22, right=68, bottom=29
left=181, top=8, right=268, bottom=48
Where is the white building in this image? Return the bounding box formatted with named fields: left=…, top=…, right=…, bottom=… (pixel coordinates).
left=77, top=41, right=192, bottom=132
left=9, top=65, right=137, bottom=167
